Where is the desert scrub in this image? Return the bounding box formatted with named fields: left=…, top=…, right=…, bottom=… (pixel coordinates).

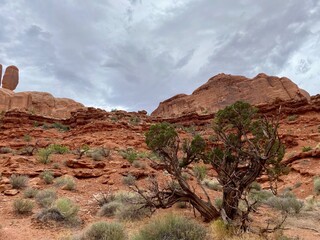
left=13, top=198, right=34, bottom=214
left=214, top=198, right=223, bottom=210
left=132, top=160, right=147, bottom=169
left=116, top=204, right=151, bottom=221
left=55, top=176, right=76, bottom=190
left=49, top=144, right=69, bottom=154
left=122, top=174, right=136, bottom=186
left=193, top=165, right=207, bottom=181
left=265, top=194, right=303, bottom=214
left=287, top=115, right=298, bottom=122
left=23, top=134, right=32, bottom=142
left=314, top=177, right=320, bottom=195
left=79, top=221, right=126, bottom=240
left=133, top=214, right=207, bottom=240
left=98, top=201, right=123, bottom=217
left=202, top=178, right=222, bottom=191
left=40, top=170, right=54, bottom=184
left=211, top=218, right=233, bottom=240
left=37, top=147, right=53, bottom=164
left=23, top=187, right=39, bottom=198
left=36, top=189, right=57, bottom=208
left=88, top=147, right=111, bottom=161
left=302, top=146, right=312, bottom=152
left=119, top=148, right=138, bottom=163
left=51, top=122, right=70, bottom=132
left=10, top=174, right=29, bottom=189
left=0, top=147, right=12, bottom=154
left=54, top=198, right=79, bottom=222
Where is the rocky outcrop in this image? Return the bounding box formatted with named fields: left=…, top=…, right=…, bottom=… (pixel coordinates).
left=0, top=89, right=84, bottom=118
left=152, top=73, right=310, bottom=118
left=2, top=65, right=19, bottom=90
left=0, top=64, right=2, bottom=84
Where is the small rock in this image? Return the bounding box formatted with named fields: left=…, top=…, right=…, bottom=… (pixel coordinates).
left=4, top=189, right=19, bottom=196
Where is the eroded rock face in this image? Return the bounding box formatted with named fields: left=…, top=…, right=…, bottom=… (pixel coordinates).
left=0, top=89, right=84, bottom=118
left=2, top=65, right=19, bottom=90
left=0, top=64, right=2, bottom=85
left=152, top=73, right=310, bottom=118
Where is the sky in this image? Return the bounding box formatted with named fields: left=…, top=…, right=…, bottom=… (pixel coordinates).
left=0, top=0, right=319, bottom=113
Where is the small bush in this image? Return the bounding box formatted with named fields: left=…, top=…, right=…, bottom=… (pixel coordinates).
left=49, top=144, right=69, bottom=154
left=314, top=177, right=320, bottom=195
left=250, top=181, right=262, bottom=191
left=302, top=146, right=312, bottom=152
left=193, top=165, right=207, bottom=181
left=51, top=122, right=70, bottom=132
left=0, top=147, right=12, bottom=154
left=120, top=148, right=138, bottom=163
left=91, top=151, right=104, bottom=161
left=13, top=198, right=34, bottom=214
left=38, top=148, right=53, bottom=164
left=40, top=170, right=54, bottom=184
left=122, top=174, right=136, bottom=186
left=89, top=147, right=111, bottom=160
left=133, top=214, right=207, bottom=240
left=80, top=221, right=126, bottom=240
left=287, top=115, right=298, bottom=122
left=10, top=175, right=29, bottom=189
left=23, top=187, right=39, bottom=198
left=55, top=198, right=79, bottom=222
left=99, top=201, right=123, bottom=217
left=214, top=198, right=223, bottom=210
left=265, top=194, right=303, bottom=214
left=249, top=189, right=273, bottom=202
left=36, top=189, right=57, bottom=208
left=23, top=134, right=32, bottom=142
left=211, top=219, right=232, bottom=240
left=36, top=208, right=65, bottom=222
left=55, top=176, right=76, bottom=191
left=132, top=161, right=147, bottom=169
left=202, top=178, right=222, bottom=191
left=116, top=204, right=151, bottom=221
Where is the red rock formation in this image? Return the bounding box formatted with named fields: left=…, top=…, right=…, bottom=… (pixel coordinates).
left=152, top=73, right=310, bottom=118
left=2, top=65, right=19, bottom=90
left=0, top=64, right=2, bottom=85
left=0, top=89, right=84, bottom=118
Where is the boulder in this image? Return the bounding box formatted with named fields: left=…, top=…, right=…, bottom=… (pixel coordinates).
left=2, top=65, right=19, bottom=90
left=152, top=73, right=310, bottom=118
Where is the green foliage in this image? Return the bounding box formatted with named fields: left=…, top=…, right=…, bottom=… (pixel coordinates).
left=40, top=170, right=54, bottom=184
left=211, top=219, right=233, bottom=240
left=130, top=116, right=141, bottom=125
left=116, top=204, right=151, bottom=221
left=10, top=175, right=29, bottom=189
left=13, top=198, right=34, bottom=214
left=146, top=122, right=178, bottom=151
left=37, top=147, right=53, bottom=164
left=23, top=134, right=32, bottom=142
left=214, top=198, right=223, bottom=210
left=80, top=221, right=126, bottom=240
left=287, top=115, right=298, bottom=122
left=23, top=187, right=39, bottom=198
left=122, top=174, right=136, bottom=186
left=314, top=177, right=320, bottom=195
left=250, top=181, right=262, bottom=191
left=88, top=147, right=111, bottom=161
left=51, top=122, right=70, bottom=131
left=193, top=165, right=207, bottom=181
left=36, top=189, right=57, bottom=208
left=120, top=148, right=138, bottom=163
left=55, top=176, right=76, bottom=191
left=98, top=201, right=123, bottom=217
left=302, top=146, right=312, bottom=152
left=202, top=178, right=222, bottom=191
left=0, top=147, right=12, bottom=154
left=49, top=144, right=69, bottom=154
left=133, top=214, right=207, bottom=240
left=55, top=198, right=79, bottom=221
left=265, top=193, right=303, bottom=214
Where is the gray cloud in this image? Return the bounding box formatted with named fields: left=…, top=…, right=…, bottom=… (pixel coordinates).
left=0, top=0, right=319, bottom=113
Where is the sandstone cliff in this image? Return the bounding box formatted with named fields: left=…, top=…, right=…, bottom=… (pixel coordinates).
left=152, top=73, right=310, bottom=118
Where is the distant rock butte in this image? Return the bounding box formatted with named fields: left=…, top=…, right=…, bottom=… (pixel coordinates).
left=151, top=73, right=310, bottom=118
left=0, top=90, right=84, bottom=118
left=0, top=64, right=84, bottom=118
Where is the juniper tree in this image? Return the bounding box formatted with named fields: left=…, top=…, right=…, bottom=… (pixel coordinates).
left=139, top=101, right=285, bottom=223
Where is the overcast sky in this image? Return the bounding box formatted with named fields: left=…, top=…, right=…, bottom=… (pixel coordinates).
left=0, top=0, right=319, bottom=113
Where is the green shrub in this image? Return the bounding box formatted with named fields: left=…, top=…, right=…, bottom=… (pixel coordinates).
left=193, top=165, right=207, bottom=181
left=51, top=122, right=70, bottom=132
left=23, top=134, right=32, bottom=142
left=133, top=214, right=207, bottom=240
left=10, top=175, right=29, bottom=189
left=88, top=147, right=111, bottom=161
left=36, top=208, right=65, bottom=222
left=0, top=147, right=12, bottom=154
left=122, top=174, right=136, bottom=186
left=302, top=146, right=312, bottom=152
left=120, top=148, right=138, bottom=163
left=23, top=187, right=39, bottom=198
left=81, top=221, right=126, bottom=240
left=36, top=189, right=57, bottom=208
left=116, top=204, right=150, bottom=221
left=38, top=148, right=53, bottom=164
left=55, top=176, right=76, bottom=190
left=91, top=151, right=104, bottom=161
left=214, top=198, right=223, bottom=210
left=265, top=194, right=303, bottom=214
left=314, top=177, right=320, bottom=195
left=40, top=170, right=54, bottom=184
left=250, top=181, right=262, bottom=191
left=202, top=178, right=222, bottom=191
left=55, top=198, right=79, bottom=222
left=99, top=201, right=123, bottom=217
left=13, top=198, right=34, bottom=214
left=287, top=115, right=298, bottom=122
left=49, top=144, right=69, bottom=154
left=249, top=189, right=273, bottom=202
left=132, top=161, right=147, bottom=169
left=211, top=219, right=232, bottom=240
